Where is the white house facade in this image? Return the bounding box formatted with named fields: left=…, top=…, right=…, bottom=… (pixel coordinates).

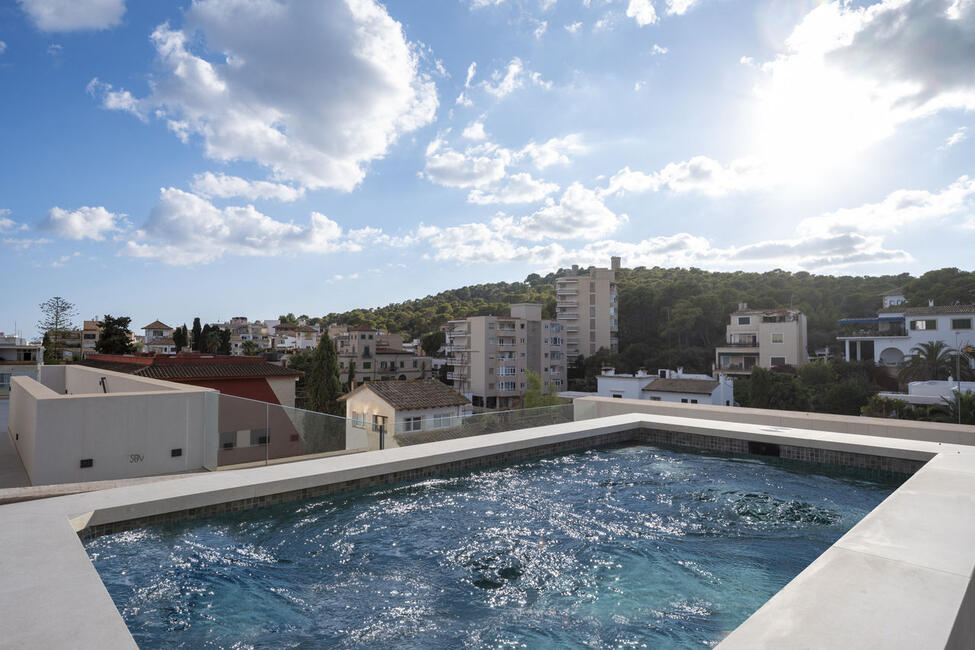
left=838, top=303, right=975, bottom=366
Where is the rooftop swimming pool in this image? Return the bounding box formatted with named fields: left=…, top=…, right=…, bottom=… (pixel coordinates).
left=87, top=445, right=902, bottom=648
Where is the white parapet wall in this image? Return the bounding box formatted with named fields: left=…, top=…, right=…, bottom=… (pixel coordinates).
left=8, top=366, right=219, bottom=485
left=573, top=395, right=975, bottom=446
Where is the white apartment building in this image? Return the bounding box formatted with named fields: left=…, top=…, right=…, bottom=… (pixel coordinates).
left=838, top=300, right=975, bottom=366
left=597, top=367, right=734, bottom=406
left=714, top=304, right=809, bottom=376
left=0, top=333, right=43, bottom=398
left=555, top=257, right=620, bottom=360
left=445, top=303, right=566, bottom=409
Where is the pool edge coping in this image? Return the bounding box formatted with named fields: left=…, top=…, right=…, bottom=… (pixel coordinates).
left=1, top=412, right=974, bottom=649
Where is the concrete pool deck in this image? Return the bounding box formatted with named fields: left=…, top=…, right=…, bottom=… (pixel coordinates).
left=1, top=410, right=974, bottom=648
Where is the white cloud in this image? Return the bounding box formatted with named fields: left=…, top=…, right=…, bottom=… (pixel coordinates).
left=462, top=121, right=488, bottom=140
left=942, top=127, right=968, bottom=149
left=46, top=43, right=62, bottom=56
left=39, top=206, right=121, bottom=240
left=3, top=237, right=52, bottom=250
left=533, top=20, right=548, bottom=39
left=626, top=0, right=658, bottom=26
left=565, top=21, right=583, bottom=33
left=752, top=0, right=975, bottom=174
left=602, top=156, right=773, bottom=197
left=86, top=78, right=145, bottom=121
left=501, top=183, right=624, bottom=240
left=18, top=0, right=125, bottom=32
left=665, top=0, right=698, bottom=15
left=93, top=1, right=437, bottom=191
left=189, top=172, right=305, bottom=202
left=0, top=41, right=6, bottom=55
left=797, top=175, right=975, bottom=237
left=634, top=81, right=645, bottom=91
left=519, top=134, right=586, bottom=169
left=456, top=92, right=473, bottom=107
left=483, top=58, right=526, bottom=98
left=465, top=62, right=477, bottom=88
left=468, top=0, right=506, bottom=7
left=652, top=44, right=668, bottom=55
left=0, top=211, right=27, bottom=233
left=467, top=173, right=559, bottom=204
left=122, top=188, right=346, bottom=264
left=51, top=252, right=80, bottom=268
left=423, top=138, right=510, bottom=188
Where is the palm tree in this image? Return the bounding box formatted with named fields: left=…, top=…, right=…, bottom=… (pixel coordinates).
left=898, top=341, right=955, bottom=383
left=934, top=390, right=975, bottom=426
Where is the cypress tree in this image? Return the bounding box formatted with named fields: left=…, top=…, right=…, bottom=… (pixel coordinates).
left=307, top=335, right=343, bottom=415
left=191, top=317, right=203, bottom=351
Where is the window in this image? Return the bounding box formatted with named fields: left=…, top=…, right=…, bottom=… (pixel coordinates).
left=403, top=417, right=422, bottom=432
left=361, top=334, right=367, bottom=340
left=649, top=396, right=661, bottom=401
left=372, top=415, right=385, bottom=432
left=911, top=319, right=938, bottom=330
left=951, top=318, right=973, bottom=330
left=363, top=362, right=372, bottom=369
left=220, top=431, right=237, bottom=449
left=250, top=428, right=269, bottom=446
left=681, top=398, right=688, bottom=403
left=399, top=361, right=405, bottom=368
left=432, top=413, right=452, bottom=429
left=770, top=356, right=786, bottom=367
left=351, top=411, right=365, bottom=428
left=0, top=373, right=10, bottom=388
left=690, top=399, right=698, bottom=404
left=488, top=322, right=496, bottom=329
left=413, top=360, right=418, bottom=368
left=380, top=361, right=388, bottom=369
left=612, top=393, right=623, bottom=399
left=771, top=333, right=784, bottom=343
left=738, top=316, right=751, bottom=325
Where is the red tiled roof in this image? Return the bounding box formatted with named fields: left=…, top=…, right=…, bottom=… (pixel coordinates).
left=350, top=323, right=375, bottom=331
left=142, top=320, right=172, bottom=330
left=339, top=378, right=468, bottom=409
left=82, top=354, right=300, bottom=380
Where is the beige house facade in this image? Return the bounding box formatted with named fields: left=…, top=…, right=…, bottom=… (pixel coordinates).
left=555, top=257, right=620, bottom=360
left=714, top=304, right=809, bottom=376
left=445, top=303, right=565, bottom=409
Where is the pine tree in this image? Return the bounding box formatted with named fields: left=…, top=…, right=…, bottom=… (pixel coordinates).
left=95, top=315, right=136, bottom=354
left=37, top=296, right=78, bottom=362
left=307, top=335, right=343, bottom=415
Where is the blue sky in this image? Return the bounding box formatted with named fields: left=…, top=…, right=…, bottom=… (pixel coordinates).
left=1, top=0, right=973, bottom=338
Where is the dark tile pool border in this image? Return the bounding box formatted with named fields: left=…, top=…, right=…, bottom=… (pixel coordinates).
left=78, top=427, right=924, bottom=540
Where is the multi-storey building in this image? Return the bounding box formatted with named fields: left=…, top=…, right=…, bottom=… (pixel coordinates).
left=81, top=320, right=101, bottom=356
left=334, top=323, right=432, bottom=385
left=714, top=303, right=809, bottom=376
left=838, top=300, right=975, bottom=366
left=142, top=320, right=176, bottom=354
left=444, top=303, right=566, bottom=409
left=0, top=333, right=43, bottom=397
left=555, top=257, right=620, bottom=360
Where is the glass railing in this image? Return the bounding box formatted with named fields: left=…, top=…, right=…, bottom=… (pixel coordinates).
left=211, top=396, right=577, bottom=467
left=213, top=394, right=357, bottom=468
left=392, top=403, right=574, bottom=445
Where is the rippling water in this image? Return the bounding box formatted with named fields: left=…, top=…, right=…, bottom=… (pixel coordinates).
left=87, top=445, right=900, bottom=648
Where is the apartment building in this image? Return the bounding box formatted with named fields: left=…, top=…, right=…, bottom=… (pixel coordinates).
left=714, top=303, right=809, bottom=376
left=0, top=333, right=43, bottom=398
left=838, top=300, right=975, bottom=366
left=555, top=257, right=620, bottom=360
left=444, top=303, right=566, bottom=409
left=334, top=324, right=431, bottom=385
left=81, top=320, right=101, bottom=356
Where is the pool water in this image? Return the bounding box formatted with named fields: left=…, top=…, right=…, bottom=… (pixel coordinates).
left=87, top=445, right=901, bottom=648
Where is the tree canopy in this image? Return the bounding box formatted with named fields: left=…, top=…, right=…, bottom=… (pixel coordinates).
left=95, top=315, right=135, bottom=354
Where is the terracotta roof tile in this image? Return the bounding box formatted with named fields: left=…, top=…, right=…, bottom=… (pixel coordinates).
left=879, top=304, right=975, bottom=315
left=142, top=320, right=172, bottom=330
left=339, top=378, right=468, bottom=409
left=642, top=377, right=719, bottom=395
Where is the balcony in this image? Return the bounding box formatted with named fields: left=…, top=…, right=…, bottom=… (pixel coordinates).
left=566, top=338, right=580, bottom=345
left=558, top=300, right=579, bottom=307
left=556, top=289, right=578, bottom=297
left=558, top=312, right=580, bottom=320
left=565, top=326, right=580, bottom=333
left=446, top=372, right=468, bottom=381
left=836, top=318, right=908, bottom=339
left=720, top=340, right=760, bottom=348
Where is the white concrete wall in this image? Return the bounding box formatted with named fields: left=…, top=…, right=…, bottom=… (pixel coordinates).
left=596, top=375, right=648, bottom=399
left=9, top=367, right=219, bottom=485
left=574, top=396, right=975, bottom=446
left=267, top=376, right=297, bottom=408
left=343, top=390, right=395, bottom=450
